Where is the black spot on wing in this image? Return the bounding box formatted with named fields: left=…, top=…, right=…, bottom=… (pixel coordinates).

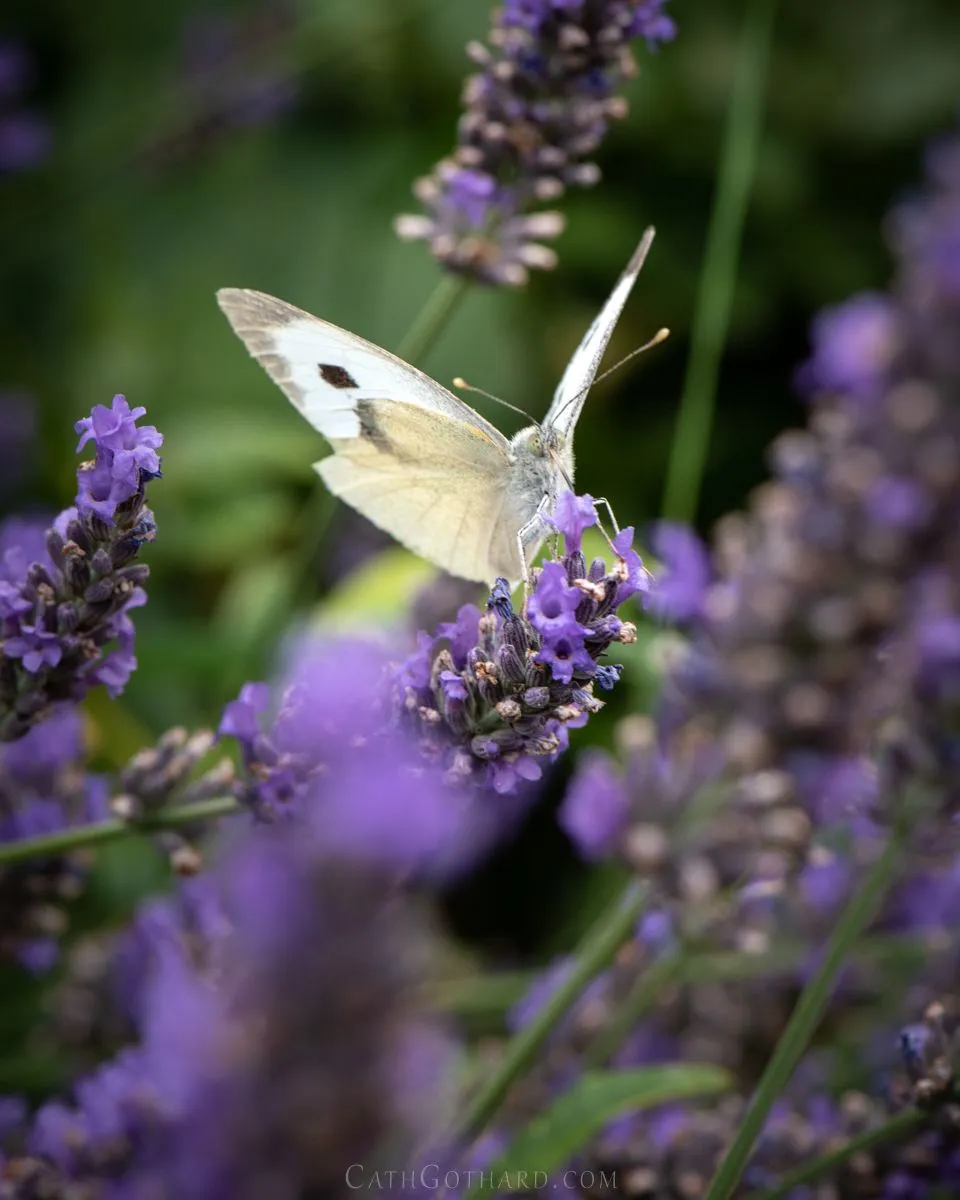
left=318, top=363, right=358, bottom=389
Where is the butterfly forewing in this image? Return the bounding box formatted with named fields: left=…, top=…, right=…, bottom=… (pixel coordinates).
left=216, top=288, right=515, bottom=581
left=543, top=226, right=655, bottom=442
left=216, top=288, right=509, bottom=446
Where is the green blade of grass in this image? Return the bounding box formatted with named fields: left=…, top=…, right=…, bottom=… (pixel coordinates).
left=452, top=880, right=649, bottom=1147
left=660, top=0, right=779, bottom=523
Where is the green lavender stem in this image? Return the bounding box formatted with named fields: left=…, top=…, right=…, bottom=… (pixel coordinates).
left=753, top=1108, right=924, bottom=1200
left=0, top=796, right=239, bottom=866
left=397, top=272, right=471, bottom=365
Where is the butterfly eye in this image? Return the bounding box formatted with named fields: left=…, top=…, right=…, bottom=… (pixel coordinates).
left=530, top=431, right=541, bottom=454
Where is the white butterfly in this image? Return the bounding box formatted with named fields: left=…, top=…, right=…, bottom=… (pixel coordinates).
left=217, top=227, right=657, bottom=585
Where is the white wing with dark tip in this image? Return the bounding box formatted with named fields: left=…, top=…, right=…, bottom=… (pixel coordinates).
left=544, top=226, right=656, bottom=442
left=216, top=288, right=508, bottom=445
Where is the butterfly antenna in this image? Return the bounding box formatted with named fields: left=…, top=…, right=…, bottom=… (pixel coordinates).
left=553, top=327, right=670, bottom=426
left=453, top=378, right=540, bottom=427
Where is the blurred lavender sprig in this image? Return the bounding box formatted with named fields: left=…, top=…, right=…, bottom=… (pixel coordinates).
left=506, top=118, right=960, bottom=1197
left=0, top=394, right=161, bottom=742
left=558, top=117, right=960, bottom=899
left=147, top=3, right=298, bottom=166
left=2, top=823, right=455, bottom=1198
left=396, top=0, right=676, bottom=285
left=0, top=41, right=50, bottom=175
left=0, top=708, right=108, bottom=974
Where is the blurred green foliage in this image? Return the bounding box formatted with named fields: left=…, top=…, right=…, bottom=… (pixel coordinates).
left=1, top=0, right=959, bottom=958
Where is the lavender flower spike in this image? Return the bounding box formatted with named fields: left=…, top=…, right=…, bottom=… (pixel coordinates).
left=395, top=0, right=676, bottom=285
left=0, top=394, right=162, bottom=741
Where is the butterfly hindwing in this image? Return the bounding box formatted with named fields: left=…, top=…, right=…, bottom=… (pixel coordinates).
left=318, top=398, right=517, bottom=583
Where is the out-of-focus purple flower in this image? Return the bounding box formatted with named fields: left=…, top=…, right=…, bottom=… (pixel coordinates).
left=395, top=493, right=640, bottom=795
left=0, top=395, right=161, bottom=740
left=895, top=132, right=960, bottom=311
left=395, top=1, right=676, bottom=284
left=647, top=521, right=710, bottom=623
left=0, top=706, right=108, bottom=973
left=218, top=681, right=270, bottom=751
left=147, top=4, right=298, bottom=167
left=219, top=639, right=481, bottom=880
left=630, top=0, right=679, bottom=47
left=559, top=750, right=629, bottom=860
left=612, top=525, right=650, bottom=606
left=0, top=41, right=50, bottom=174
left=13, top=823, right=455, bottom=1197
left=794, top=293, right=900, bottom=401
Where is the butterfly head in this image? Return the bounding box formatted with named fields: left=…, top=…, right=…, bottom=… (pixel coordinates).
left=510, top=423, right=574, bottom=494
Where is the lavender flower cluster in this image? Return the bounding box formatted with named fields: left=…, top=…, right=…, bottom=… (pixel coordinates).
left=396, top=0, right=676, bottom=284
left=209, top=493, right=647, bottom=886
left=0, top=395, right=161, bottom=742
left=395, top=492, right=646, bottom=794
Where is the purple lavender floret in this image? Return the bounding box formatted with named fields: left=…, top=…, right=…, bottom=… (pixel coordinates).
left=558, top=749, right=629, bottom=859
left=647, top=521, right=711, bottom=624
left=395, top=0, right=676, bottom=284
left=75, top=395, right=161, bottom=523
left=395, top=491, right=644, bottom=794
left=0, top=394, right=161, bottom=741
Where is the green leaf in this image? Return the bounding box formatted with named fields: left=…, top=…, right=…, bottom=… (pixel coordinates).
left=214, top=553, right=301, bottom=653
left=311, top=546, right=440, bottom=633
left=483, top=1065, right=732, bottom=1190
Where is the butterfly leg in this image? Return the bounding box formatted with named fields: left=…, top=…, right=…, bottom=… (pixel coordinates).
left=592, top=496, right=621, bottom=537
left=517, top=495, right=553, bottom=609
